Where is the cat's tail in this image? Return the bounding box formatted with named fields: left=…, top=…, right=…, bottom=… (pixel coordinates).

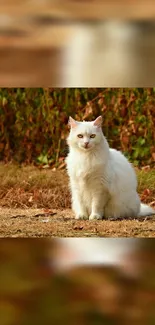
left=138, top=203, right=155, bottom=217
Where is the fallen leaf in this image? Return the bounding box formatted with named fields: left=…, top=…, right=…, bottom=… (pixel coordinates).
left=42, top=164, right=50, bottom=169
left=152, top=152, right=155, bottom=161
left=33, top=212, right=57, bottom=218
left=142, top=189, right=151, bottom=196
left=141, top=165, right=151, bottom=171
left=43, top=209, right=54, bottom=213
left=73, top=226, right=83, bottom=230
left=58, top=162, right=66, bottom=169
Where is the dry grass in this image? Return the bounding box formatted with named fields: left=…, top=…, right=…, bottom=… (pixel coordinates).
left=137, top=168, right=155, bottom=206
left=0, top=163, right=70, bottom=209
left=0, top=162, right=154, bottom=210
left=0, top=163, right=154, bottom=237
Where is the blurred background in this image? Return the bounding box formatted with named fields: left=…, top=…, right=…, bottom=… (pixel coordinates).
left=0, top=238, right=155, bottom=325
left=1, top=1, right=155, bottom=86
left=0, top=87, right=154, bottom=168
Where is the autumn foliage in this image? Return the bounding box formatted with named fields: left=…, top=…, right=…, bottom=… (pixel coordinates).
left=0, top=88, right=154, bottom=167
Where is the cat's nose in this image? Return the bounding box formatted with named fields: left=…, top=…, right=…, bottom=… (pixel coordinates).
left=84, top=142, right=89, bottom=147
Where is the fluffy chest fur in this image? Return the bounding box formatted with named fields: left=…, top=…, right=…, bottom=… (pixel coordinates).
left=66, top=149, right=111, bottom=191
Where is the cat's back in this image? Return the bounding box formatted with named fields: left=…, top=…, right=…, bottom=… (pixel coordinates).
left=109, top=148, right=137, bottom=185
left=110, top=148, right=133, bottom=170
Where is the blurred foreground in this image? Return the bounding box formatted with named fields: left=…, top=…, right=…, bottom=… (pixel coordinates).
left=1, top=1, right=155, bottom=86
left=64, top=21, right=155, bottom=87
left=0, top=238, right=155, bottom=325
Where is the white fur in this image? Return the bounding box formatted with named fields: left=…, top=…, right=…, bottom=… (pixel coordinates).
left=66, top=117, right=155, bottom=220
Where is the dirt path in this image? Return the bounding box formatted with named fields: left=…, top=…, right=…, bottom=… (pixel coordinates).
left=0, top=208, right=154, bottom=237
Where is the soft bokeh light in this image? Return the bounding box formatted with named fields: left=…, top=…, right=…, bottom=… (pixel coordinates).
left=54, top=238, right=139, bottom=275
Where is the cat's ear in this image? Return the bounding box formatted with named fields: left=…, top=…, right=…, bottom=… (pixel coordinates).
left=68, top=116, right=78, bottom=129
left=93, top=116, right=102, bottom=128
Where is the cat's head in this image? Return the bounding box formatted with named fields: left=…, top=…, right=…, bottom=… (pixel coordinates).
left=67, top=116, right=103, bottom=151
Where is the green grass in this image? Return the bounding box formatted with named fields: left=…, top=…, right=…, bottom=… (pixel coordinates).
left=137, top=169, right=155, bottom=204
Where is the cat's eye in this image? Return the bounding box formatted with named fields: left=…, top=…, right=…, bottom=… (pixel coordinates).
left=90, top=134, right=96, bottom=138
left=77, top=134, right=83, bottom=138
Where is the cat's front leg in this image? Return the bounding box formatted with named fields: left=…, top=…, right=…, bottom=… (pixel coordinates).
left=89, top=193, right=106, bottom=220
left=72, top=188, right=89, bottom=220
left=73, top=200, right=89, bottom=220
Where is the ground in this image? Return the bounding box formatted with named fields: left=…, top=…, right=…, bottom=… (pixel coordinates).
left=0, top=164, right=154, bottom=237
left=0, top=207, right=155, bottom=237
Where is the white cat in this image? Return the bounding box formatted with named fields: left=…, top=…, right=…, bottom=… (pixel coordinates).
left=66, top=115, right=155, bottom=220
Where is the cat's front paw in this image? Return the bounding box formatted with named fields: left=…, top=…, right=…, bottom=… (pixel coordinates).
left=75, top=214, right=89, bottom=220
left=89, top=213, right=103, bottom=220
